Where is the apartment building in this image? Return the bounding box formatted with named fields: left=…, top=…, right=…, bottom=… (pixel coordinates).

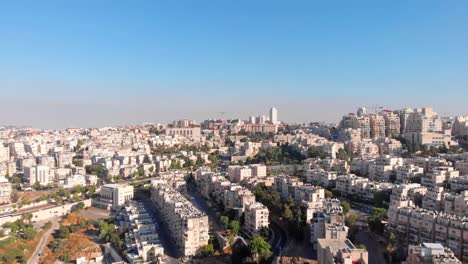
left=389, top=207, right=468, bottom=262
left=227, top=165, right=252, bottom=183
left=338, top=128, right=361, bottom=142
left=310, top=199, right=347, bottom=244
left=0, top=143, right=10, bottom=163
left=251, top=164, right=267, bottom=178
left=237, top=124, right=279, bottom=134
left=63, top=174, right=86, bottom=189
left=165, top=127, right=201, bottom=138
left=452, top=116, right=468, bottom=137
left=444, top=191, right=468, bottom=217
left=335, top=174, right=369, bottom=196
left=421, top=167, right=459, bottom=187
left=85, top=175, right=98, bottom=186
left=403, top=108, right=442, bottom=134
left=223, top=184, right=256, bottom=212
left=274, top=175, right=304, bottom=200
left=294, top=185, right=325, bottom=204
left=317, top=239, right=368, bottom=264
left=151, top=184, right=209, bottom=257
left=388, top=183, right=427, bottom=223
left=121, top=201, right=164, bottom=263
left=339, top=113, right=373, bottom=139
left=455, top=161, right=468, bottom=174
left=227, top=164, right=267, bottom=183
left=305, top=158, right=349, bottom=174
left=94, top=184, right=134, bottom=210
left=369, top=114, right=386, bottom=138
left=401, top=108, right=455, bottom=147
left=24, top=165, right=51, bottom=185
left=407, top=243, right=462, bottom=264
left=0, top=176, right=12, bottom=204
left=375, top=137, right=403, bottom=156
left=395, top=164, right=424, bottom=183
left=244, top=202, right=269, bottom=237
left=347, top=140, right=379, bottom=159
left=381, top=111, right=401, bottom=137
left=306, top=169, right=338, bottom=188
left=450, top=176, right=468, bottom=193
left=422, top=187, right=446, bottom=212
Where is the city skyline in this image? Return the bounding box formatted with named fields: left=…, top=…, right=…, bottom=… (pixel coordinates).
left=1, top=1, right=468, bottom=128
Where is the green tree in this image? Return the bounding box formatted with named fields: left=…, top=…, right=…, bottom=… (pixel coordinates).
left=336, top=148, right=350, bottom=163
left=200, top=243, right=214, bottom=257
left=249, top=235, right=272, bottom=262
left=341, top=201, right=350, bottom=214
left=22, top=226, right=37, bottom=239
left=58, top=226, right=70, bottom=239
left=21, top=213, right=33, bottom=224
left=85, top=164, right=107, bottom=178
left=374, top=191, right=391, bottom=209
left=282, top=205, right=293, bottom=221
left=195, top=156, right=204, bottom=166
left=72, top=202, right=85, bottom=212
left=219, top=216, right=229, bottom=230
left=258, top=227, right=270, bottom=239
left=208, top=154, right=219, bottom=167
left=48, top=239, right=65, bottom=253
left=73, top=159, right=83, bottom=167
left=307, top=146, right=328, bottom=159
left=59, top=254, right=71, bottom=262
left=368, top=208, right=387, bottom=235
left=325, top=189, right=333, bottom=199
left=230, top=220, right=240, bottom=235
left=346, top=213, right=359, bottom=227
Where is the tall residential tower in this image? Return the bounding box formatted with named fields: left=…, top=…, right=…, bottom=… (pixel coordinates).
left=270, top=107, right=278, bottom=124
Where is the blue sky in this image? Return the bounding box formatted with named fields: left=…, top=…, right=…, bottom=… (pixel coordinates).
left=1, top=1, right=467, bottom=128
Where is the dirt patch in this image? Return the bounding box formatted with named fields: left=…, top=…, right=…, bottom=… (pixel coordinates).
left=17, top=190, right=51, bottom=202
left=39, top=213, right=103, bottom=263
left=62, top=212, right=87, bottom=226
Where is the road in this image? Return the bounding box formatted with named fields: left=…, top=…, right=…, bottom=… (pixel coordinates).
left=354, top=231, right=386, bottom=264
left=270, top=220, right=288, bottom=257
left=348, top=203, right=386, bottom=264
left=186, top=188, right=223, bottom=232
left=29, top=217, right=60, bottom=264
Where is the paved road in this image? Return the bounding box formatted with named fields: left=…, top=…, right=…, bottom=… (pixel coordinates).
left=29, top=217, right=60, bottom=264
left=354, top=231, right=386, bottom=264
left=186, top=189, right=223, bottom=232
left=270, top=220, right=288, bottom=257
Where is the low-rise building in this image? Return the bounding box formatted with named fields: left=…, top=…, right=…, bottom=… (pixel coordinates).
left=317, top=238, right=368, bottom=264
left=63, top=174, right=86, bottom=189
left=93, top=184, right=134, bottom=210
left=407, top=243, right=461, bottom=264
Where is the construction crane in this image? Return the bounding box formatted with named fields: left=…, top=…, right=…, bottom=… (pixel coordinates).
left=365, top=106, right=384, bottom=114
left=215, top=111, right=236, bottom=120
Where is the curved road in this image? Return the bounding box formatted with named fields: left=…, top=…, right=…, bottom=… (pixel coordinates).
left=270, top=220, right=288, bottom=257
left=29, top=217, right=60, bottom=264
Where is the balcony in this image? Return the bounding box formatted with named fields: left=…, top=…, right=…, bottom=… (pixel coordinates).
left=409, top=234, right=419, bottom=243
